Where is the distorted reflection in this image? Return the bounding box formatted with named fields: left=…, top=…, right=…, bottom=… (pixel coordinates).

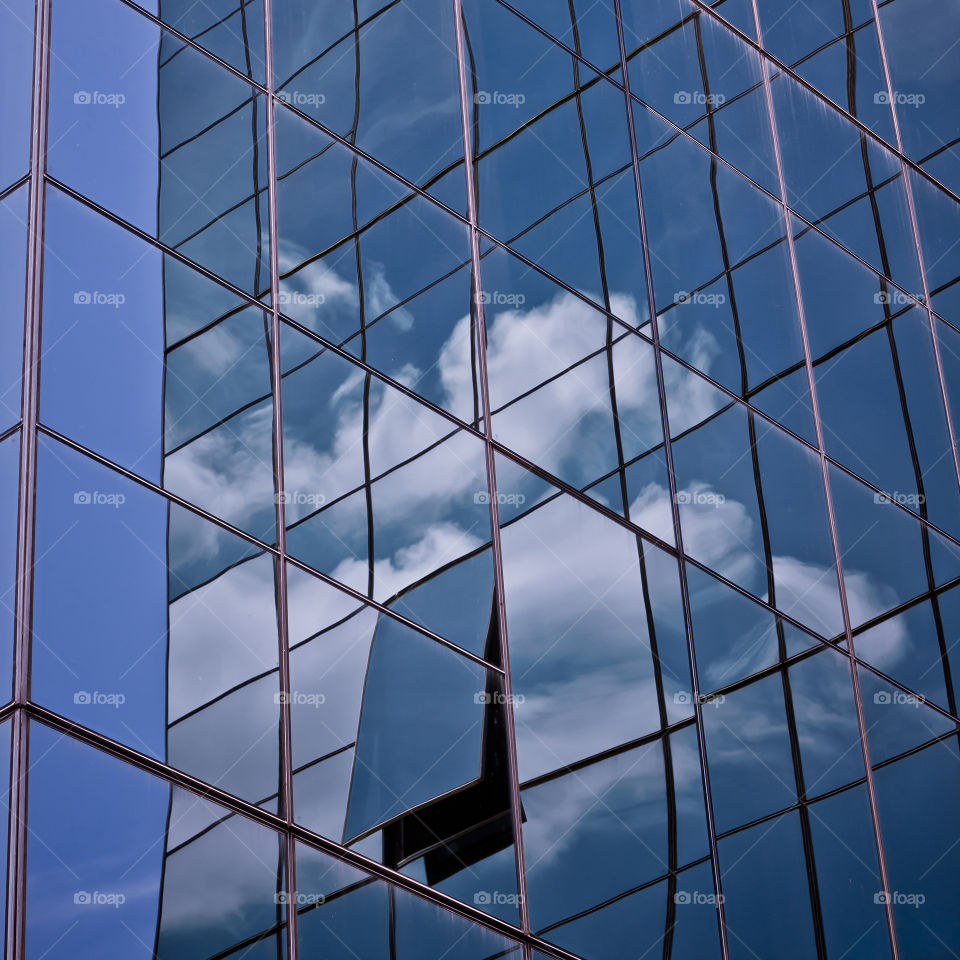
left=505, top=0, right=621, bottom=72
left=493, top=455, right=712, bottom=941
left=794, top=215, right=960, bottom=540
left=772, top=68, right=922, bottom=294
left=874, top=737, right=960, bottom=956
left=294, top=842, right=522, bottom=957
left=541, top=860, right=723, bottom=960
left=664, top=369, right=843, bottom=638
left=280, top=318, right=497, bottom=651
left=272, top=0, right=465, bottom=209
left=40, top=186, right=277, bottom=544
left=30, top=436, right=281, bottom=805
left=131, top=0, right=267, bottom=83
left=623, top=0, right=779, bottom=194
left=480, top=244, right=669, bottom=526
left=27, top=727, right=524, bottom=959
left=462, top=0, right=649, bottom=324
left=286, top=562, right=520, bottom=922
left=751, top=0, right=893, bottom=142
left=878, top=0, right=960, bottom=195
left=47, top=0, right=269, bottom=295
left=25, top=725, right=287, bottom=960
left=639, top=118, right=815, bottom=441
left=273, top=103, right=477, bottom=422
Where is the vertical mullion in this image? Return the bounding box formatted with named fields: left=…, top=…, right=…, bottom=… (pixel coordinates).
left=261, top=1, right=298, bottom=957
left=453, top=0, right=530, bottom=936
left=612, top=6, right=731, bottom=959
left=6, top=0, right=50, bottom=955
left=868, top=0, right=960, bottom=580
left=748, top=3, right=901, bottom=958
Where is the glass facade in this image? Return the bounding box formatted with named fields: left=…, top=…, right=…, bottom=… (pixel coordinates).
left=2, top=0, right=960, bottom=957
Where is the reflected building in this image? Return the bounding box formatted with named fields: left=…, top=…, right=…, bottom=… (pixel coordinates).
left=2, top=0, right=960, bottom=959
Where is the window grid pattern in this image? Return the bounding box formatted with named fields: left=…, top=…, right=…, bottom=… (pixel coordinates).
left=1, top=0, right=959, bottom=959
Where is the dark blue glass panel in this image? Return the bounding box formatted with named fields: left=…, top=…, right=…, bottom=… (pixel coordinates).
left=875, top=738, right=960, bottom=958
left=830, top=463, right=960, bottom=629
left=294, top=842, right=522, bottom=956
left=507, top=0, right=621, bottom=72
left=272, top=0, right=464, bottom=209
left=858, top=665, right=956, bottom=765
left=626, top=0, right=779, bottom=194
left=461, top=0, right=647, bottom=321
left=542, top=859, right=723, bottom=959
left=523, top=726, right=708, bottom=932
left=809, top=784, right=893, bottom=960
left=879, top=0, right=960, bottom=194
left=132, top=0, right=266, bottom=83
left=719, top=811, right=819, bottom=959
left=772, top=69, right=922, bottom=294
left=702, top=671, right=796, bottom=831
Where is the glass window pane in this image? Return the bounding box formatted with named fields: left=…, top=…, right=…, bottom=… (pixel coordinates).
left=31, top=435, right=281, bottom=804
left=132, top=0, right=266, bottom=83
left=47, top=0, right=270, bottom=295
left=0, top=183, right=27, bottom=431
left=272, top=0, right=464, bottom=208
left=719, top=811, right=819, bottom=959
left=25, top=723, right=287, bottom=960
left=40, top=186, right=276, bottom=542
left=287, top=562, right=519, bottom=921
left=294, top=841, right=522, bottom=955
